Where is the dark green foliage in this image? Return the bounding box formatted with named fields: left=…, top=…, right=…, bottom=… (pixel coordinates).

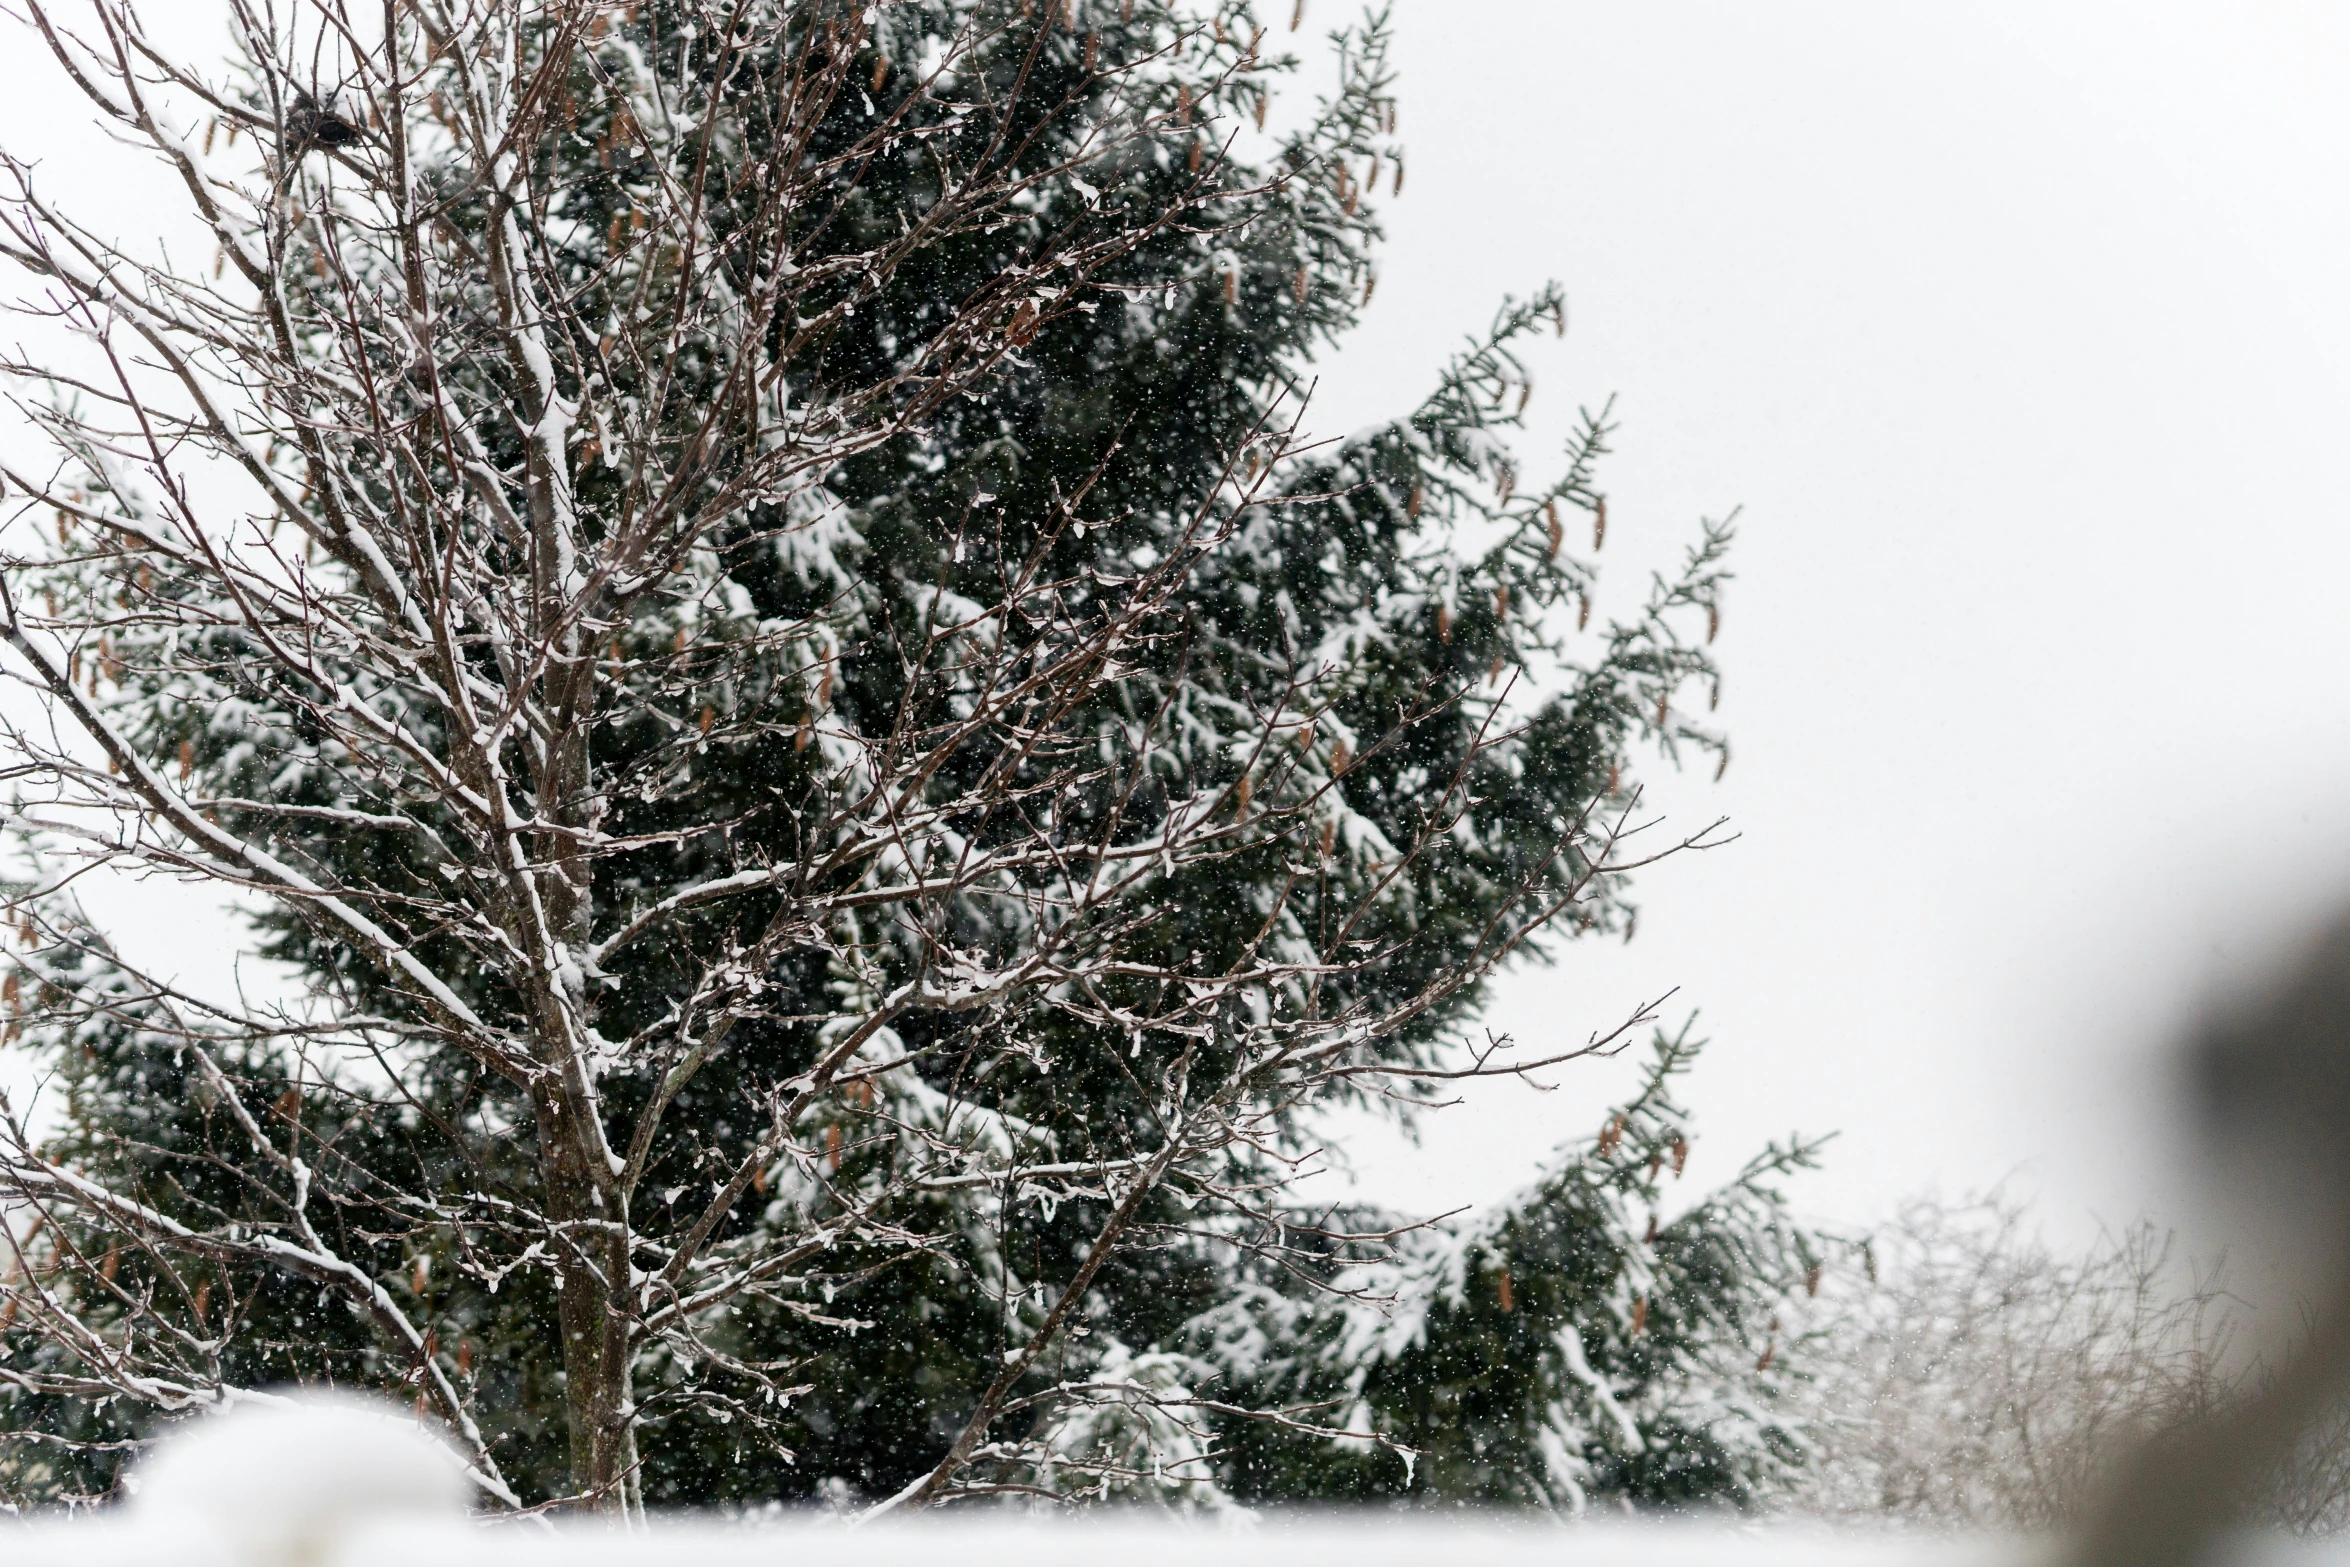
left=1201, top=1031, right=1825, bottom=1512
left=0, top=0, right=1798, bottom=1516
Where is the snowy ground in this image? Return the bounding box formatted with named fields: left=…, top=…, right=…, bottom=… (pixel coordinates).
left=1, top=1400, right=2326, bottom=1567
left=15, top=1516, right=2060, bottom=1567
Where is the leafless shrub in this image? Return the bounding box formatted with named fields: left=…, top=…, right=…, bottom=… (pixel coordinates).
left=1790, top=1197, right=2241, bottom=1530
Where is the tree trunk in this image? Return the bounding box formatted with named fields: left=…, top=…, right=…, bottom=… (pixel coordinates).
left=537, top=1090, right=638, bottom=1514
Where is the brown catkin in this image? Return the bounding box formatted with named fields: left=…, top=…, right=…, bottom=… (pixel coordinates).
left=1255, top=94, right=1268, bottom=131
left=1805, top=1263, right=1822, bottom=1298
left=178, top=737, right=194, bottom=782
left=1221, top=266, right=1236, bottom=305
left=1671, top=1136, right=1688, bottom=1175
left=1406, top=482, right=1423, bottom=518
left=1435, top=602, right=1451, bottom=642
left=1177, top=84, right=1191, bottom=124
left=458, top=1337, right=474, bottom=1375
left=1495, top=582, right=1509, bottom=620
left=1497, top=1269, right=1514, bottom=1313
left=1234, top=773, right=1251, bottom=816
left=1714, top=747, right=1730, bottom=782
left=1546, top=500, right=1563, bottom=558
left=1086, top=32, right=1101, bottom=72
left=194, top=1279, right=211, bottom=1320
left=1294, top=265, right=1309, bottom=304
left=1330, top=740, right=1351, bottom=774
left=1292, top=0, right=1306, bottom=29
left=871, top=55, right=889, bottom=93
left=101, top=1249, right=120, bottom=1284
left=1631, top=1295, right=1649, bottom=1334
left=1707, top=603, right=1720, bottom=644
left=1362, top=271, right=1375, bottom=304
left=1757, top=1341, right=1776, bottom=1372
left=825, top=1123, right=843, bottom=1171
left=698, top=704, right=714, bottom=735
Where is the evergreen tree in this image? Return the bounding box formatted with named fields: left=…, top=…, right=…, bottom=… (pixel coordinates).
left=1202, top=1031, right=1827, bottom=1511
left=0, top=0, right=1803, bottom=1514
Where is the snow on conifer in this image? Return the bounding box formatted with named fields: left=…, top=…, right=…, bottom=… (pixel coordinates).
left=0, top=0, right=1767, bottom=1514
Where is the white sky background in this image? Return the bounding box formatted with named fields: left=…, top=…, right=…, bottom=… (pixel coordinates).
left=5, top=4, right=2350, bottom=1249
left=1301, top=0, right=2350, bottom=1246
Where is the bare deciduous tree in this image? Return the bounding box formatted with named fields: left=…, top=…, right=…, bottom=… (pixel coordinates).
left=0, top=0, right=1728, bottom=1516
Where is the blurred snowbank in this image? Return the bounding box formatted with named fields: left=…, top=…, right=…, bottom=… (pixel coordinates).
left=17, top=1512, right=2053, bottom=1567
left=0, top=1389, right=2331, bottom=1567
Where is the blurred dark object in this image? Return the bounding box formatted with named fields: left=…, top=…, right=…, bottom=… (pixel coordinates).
left=2075, top=914, right=2350, bottom=1567
left=286, top=94, right=363, bottom=156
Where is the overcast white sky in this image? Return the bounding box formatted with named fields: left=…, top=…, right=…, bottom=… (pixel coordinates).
left=1303, top=1, right=2350, bottom=1243
left=7, top=3, right=2350, bottom=1247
